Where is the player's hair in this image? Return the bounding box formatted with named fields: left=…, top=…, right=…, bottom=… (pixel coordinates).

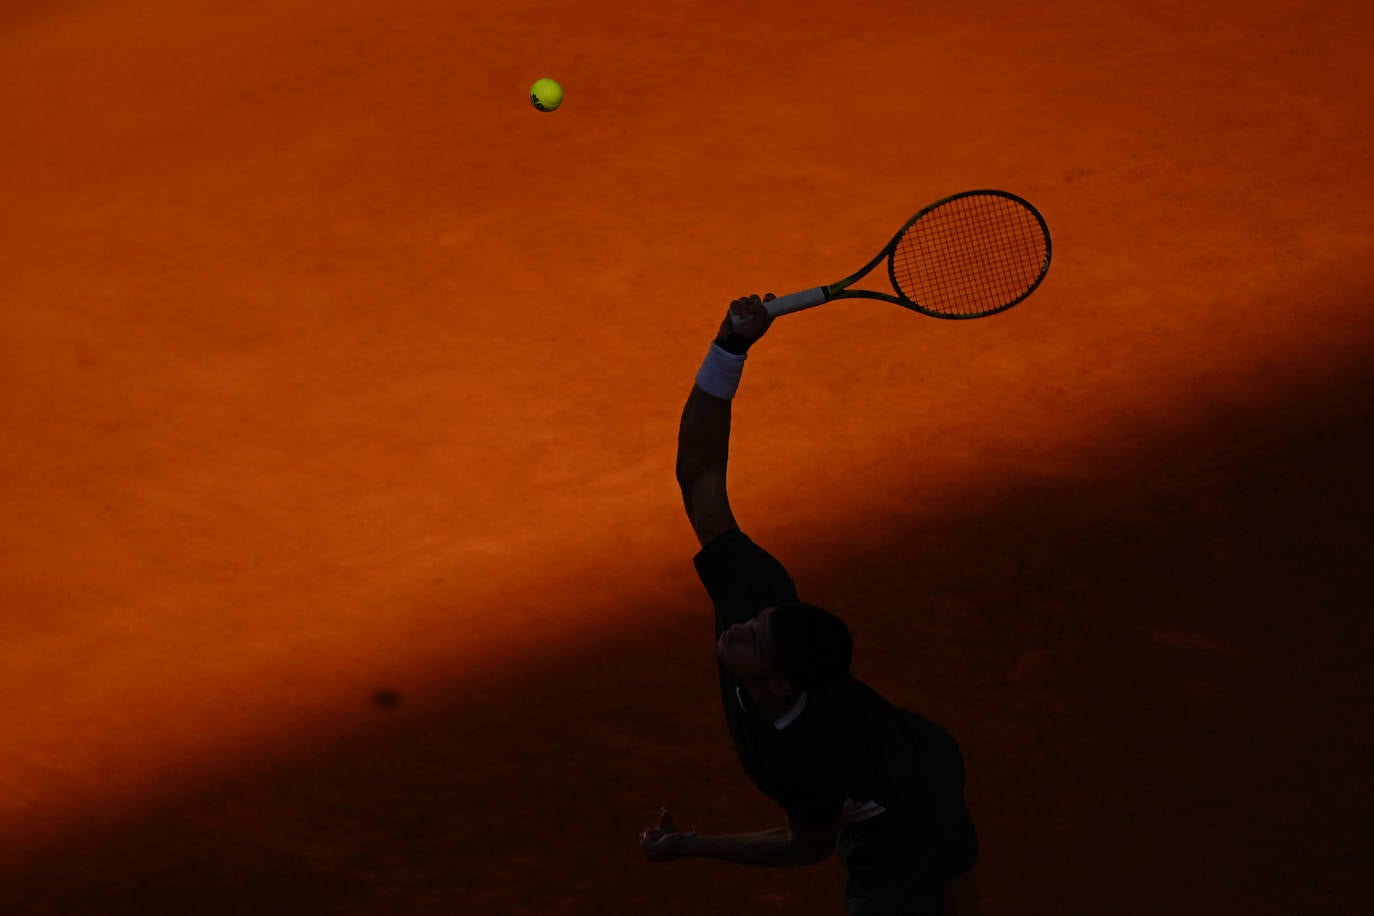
left=768, top=602, right=853, bottom=694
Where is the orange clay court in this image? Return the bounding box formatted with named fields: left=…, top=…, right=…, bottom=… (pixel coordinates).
left=1, top=0, right=1372, bottom=913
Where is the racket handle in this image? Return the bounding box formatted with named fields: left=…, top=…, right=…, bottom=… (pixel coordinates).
left=729, top=287, right=828, bottom=330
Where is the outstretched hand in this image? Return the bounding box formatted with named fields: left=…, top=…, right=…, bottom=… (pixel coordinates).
left=639, top=807, right=696, bottom=863
left=715, top=293, right=776, bottom=349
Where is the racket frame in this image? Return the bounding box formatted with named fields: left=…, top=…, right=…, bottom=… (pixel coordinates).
left=750, top=189, right=1052, bottom=326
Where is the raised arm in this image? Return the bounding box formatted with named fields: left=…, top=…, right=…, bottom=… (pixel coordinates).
left=674, top=292, right=776, bottom=482
left=675, top=294, right=776, bottom=546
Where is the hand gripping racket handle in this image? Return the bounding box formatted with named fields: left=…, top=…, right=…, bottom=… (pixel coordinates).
left=728, top=287, right=829, bottom=330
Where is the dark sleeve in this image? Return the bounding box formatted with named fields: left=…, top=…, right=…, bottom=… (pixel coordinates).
left=692, top=527, right=801, bottom=632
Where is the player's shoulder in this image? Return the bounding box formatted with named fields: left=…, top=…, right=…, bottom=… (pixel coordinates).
left=695, top=527, right=797, bottom=596
left=692, top=524, right=746, bottom=559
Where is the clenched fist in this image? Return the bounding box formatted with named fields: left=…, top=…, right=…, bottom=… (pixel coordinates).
left=715, top=293, right=776, bottom=353
left=639, top=807, right=697, bottom=863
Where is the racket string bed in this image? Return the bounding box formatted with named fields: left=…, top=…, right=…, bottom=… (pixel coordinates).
left=893, top=194, right=1048, bottom=317
left=965, top=196, right=1017, bottom=311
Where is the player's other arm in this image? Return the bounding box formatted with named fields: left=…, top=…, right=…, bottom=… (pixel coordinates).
left=687, top=814, right=839, bottom=867
left=675, top=294, right=775, bottom=546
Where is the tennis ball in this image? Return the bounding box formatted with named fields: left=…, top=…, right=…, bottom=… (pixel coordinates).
left=530, top=78, right=563, bottom=112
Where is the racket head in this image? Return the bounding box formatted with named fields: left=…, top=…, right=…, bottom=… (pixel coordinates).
left=884, top=189, right=1052, bottom=319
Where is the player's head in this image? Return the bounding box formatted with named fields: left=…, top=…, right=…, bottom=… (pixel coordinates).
left=717, top=602, right=853, bottom=699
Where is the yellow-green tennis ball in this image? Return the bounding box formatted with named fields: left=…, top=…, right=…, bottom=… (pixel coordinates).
left=530, top=78, right=563, bottom=112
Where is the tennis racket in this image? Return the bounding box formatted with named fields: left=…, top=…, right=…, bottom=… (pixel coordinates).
left=730, top=189, right=1052, bottom=329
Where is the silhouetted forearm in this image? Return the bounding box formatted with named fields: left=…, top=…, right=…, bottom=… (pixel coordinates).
left=674, top=381, right=732, bottom=481
left=687, top=827, right=813, bottom=868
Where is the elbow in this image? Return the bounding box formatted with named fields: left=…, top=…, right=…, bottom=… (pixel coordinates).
left=794, top=848, right=831, bottom=868
left=676, top=456, right=715, bottom=484
left=788, top=835, right=837, bottom=868
left=786, top=820, right=840, bottom=866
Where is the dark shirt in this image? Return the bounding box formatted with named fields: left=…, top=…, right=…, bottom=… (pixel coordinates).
left=693, top=527, right=932, bottom=831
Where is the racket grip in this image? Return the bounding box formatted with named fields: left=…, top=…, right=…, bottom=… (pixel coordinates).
left=730, top=287, right=829, bottom=330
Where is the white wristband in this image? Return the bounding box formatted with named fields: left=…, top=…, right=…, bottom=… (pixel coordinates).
left=695, top=342, right=747, bottom=400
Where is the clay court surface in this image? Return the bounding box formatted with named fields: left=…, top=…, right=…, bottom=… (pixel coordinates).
left=2, top=0, right=1372, bottom=912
